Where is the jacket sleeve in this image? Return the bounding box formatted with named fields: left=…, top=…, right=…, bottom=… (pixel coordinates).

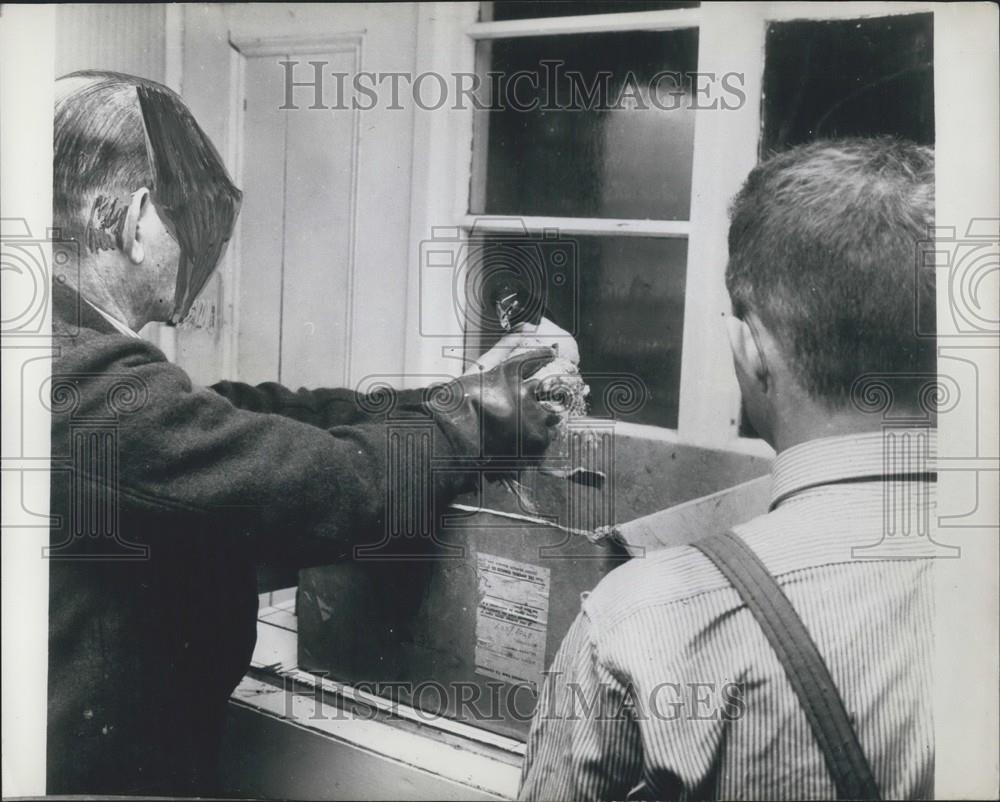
left=53, top=334, right=476, bottom=559
left=210, top=379, right=432, bottom=429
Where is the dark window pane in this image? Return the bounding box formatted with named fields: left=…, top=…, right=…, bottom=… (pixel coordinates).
left=743, top=12, right=935, bottom=438
left=472, top=29, right=698, bottom=219
left=482, top=1, right=698, bottom=21
left=465, top=233, right=687, bottom=428
left=762, top=13, right=934, bottom=153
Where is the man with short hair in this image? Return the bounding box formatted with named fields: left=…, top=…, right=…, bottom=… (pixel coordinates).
left=519, top=138, right=937, bottom=800
left=48, top=71, right=558, bottom=796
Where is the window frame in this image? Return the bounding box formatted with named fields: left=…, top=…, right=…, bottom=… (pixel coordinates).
left=405, top=1, right=941, bottom=457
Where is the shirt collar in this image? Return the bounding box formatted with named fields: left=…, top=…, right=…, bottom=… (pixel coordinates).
left=82, top=298, right=141, bottom=339
left=770, top=428, right=937, bottom=510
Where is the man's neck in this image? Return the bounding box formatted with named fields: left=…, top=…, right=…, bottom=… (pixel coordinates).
left=62, top=263, right=145, bottom=331
left=771, top=407, right=900, bottom=454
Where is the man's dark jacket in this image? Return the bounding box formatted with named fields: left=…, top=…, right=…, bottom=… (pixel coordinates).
left=46, top=282, right=472, bottom=795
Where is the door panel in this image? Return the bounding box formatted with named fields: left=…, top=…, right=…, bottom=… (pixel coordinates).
left=279, top=47, right=357, bottom=389
left=237, top=55, right=286, bottom=384
left=179, top=4, right=419, bottom=391
left=239, top=47, right=358, bottom=388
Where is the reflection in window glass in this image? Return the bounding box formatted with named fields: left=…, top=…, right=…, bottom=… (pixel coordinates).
left=472, top=29, right=698, bottom=220
left=466, top=234, right=687, bottom=428
left=481, top=1, right=699, bottom=22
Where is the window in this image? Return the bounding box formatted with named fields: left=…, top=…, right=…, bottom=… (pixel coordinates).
left=481, top=1, right=699, bottom=22
left=459, top=3, right=935, bottom=439
left=466, top=232, right=688, bottom=425
left=466, top=7, right=700, bottom=428
left=762, top=13, right=934, bottom=154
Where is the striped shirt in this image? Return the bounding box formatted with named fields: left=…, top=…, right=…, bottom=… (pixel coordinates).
left=519, top=430, right=935, bottom=801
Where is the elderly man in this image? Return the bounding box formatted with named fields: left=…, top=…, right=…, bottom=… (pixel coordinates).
left=48, top=70, right=557, bottom=796
left=520, top=138, right=937, bottom=800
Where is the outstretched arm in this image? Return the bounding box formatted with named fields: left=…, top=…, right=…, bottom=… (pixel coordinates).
left=54, top=335, right=556, bottom=560
left=211, top=379, right=430, bottom=429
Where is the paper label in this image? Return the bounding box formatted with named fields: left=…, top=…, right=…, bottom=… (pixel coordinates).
left=474, top=552, right=551, bottom=689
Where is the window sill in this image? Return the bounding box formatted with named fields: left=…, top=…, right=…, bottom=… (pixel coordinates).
left=228, top=599, right=524, bottom=800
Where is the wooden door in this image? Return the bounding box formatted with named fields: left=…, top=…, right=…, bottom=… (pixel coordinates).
left=178, top=4, right=419, bottom=390
left=238, top=43, right=360, bottom=388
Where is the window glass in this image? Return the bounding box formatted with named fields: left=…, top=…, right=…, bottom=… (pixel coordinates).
left=466, top=233, right=687, bottom=428
left=762, top=13, right=934, bottom=154
left=482, top=1, right=698, bottom=22
left=472, top=28, right=698, bottom=220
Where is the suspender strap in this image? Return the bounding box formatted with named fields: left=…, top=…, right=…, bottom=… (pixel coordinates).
left=692, top=531, right=881, bottom=801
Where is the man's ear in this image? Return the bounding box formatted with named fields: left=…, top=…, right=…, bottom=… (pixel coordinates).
left=725, top=314, right=768, bottom=391
left=121, top=188, right=151, bottom=265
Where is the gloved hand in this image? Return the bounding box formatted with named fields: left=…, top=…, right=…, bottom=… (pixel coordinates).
left=429, top=348, right=560, bottom=465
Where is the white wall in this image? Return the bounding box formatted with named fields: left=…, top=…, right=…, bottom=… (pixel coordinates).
left=55, top=4, right=166, bottom=82
left=2, top=8, right=56, bottom=795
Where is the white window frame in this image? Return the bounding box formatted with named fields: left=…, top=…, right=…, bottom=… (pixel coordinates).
left=406, top=0, right=940, bottom=458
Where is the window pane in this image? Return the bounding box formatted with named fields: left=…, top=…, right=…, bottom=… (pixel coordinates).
left=466, top=233, right=687, bottom=428
left=472, top=28, right=698, bottom=219
left=762, top=13, right=934, bottom=153
left=482, top=1, right=698, bottom=22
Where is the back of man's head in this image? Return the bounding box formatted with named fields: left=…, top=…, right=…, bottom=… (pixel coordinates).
left=726, top=137, right=935, bottom=411
left=54, top=71, right=151, bottom=245
left=54, top=70, right=241, bottom=323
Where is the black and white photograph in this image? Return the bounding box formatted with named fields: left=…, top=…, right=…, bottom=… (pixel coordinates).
left=1, top=2, right=998, bottom=800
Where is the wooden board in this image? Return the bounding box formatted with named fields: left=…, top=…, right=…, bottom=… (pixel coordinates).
left=615, top=474, right=771, bottom=555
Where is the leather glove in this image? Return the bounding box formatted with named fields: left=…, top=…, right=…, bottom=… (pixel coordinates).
left=429, top=348, right=560, bottom=466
